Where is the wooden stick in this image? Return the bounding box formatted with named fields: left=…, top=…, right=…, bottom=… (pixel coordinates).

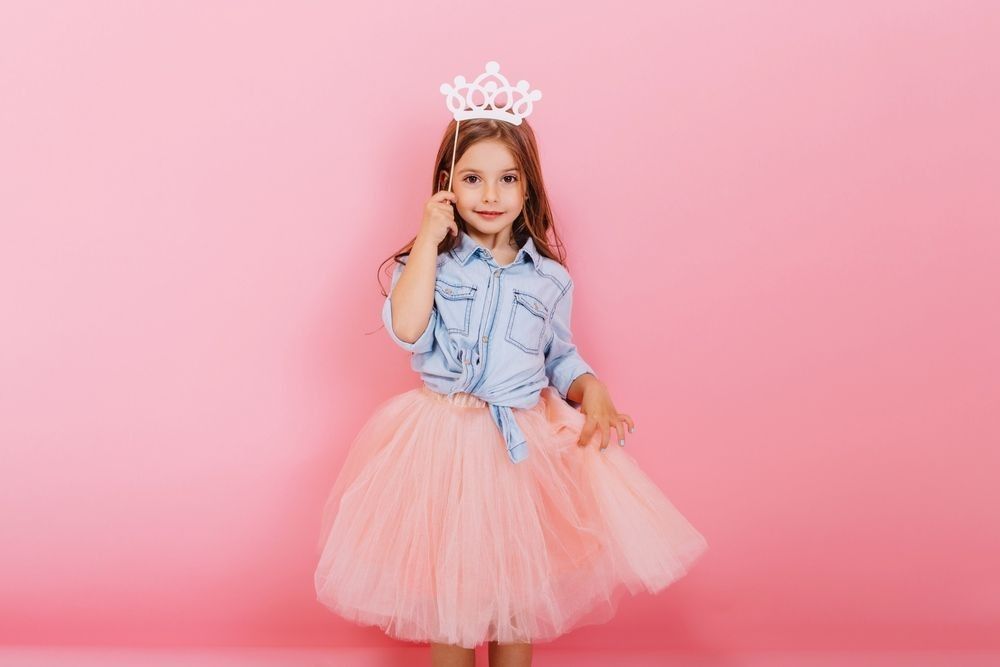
left=447, top=119, right=460, bottom=192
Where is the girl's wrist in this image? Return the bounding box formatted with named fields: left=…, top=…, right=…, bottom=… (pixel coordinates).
left=578, top=373, right=602, bottom=393
left=567, top=372, right=601, bottom=403
left=413, top=234, right=440, bottom=255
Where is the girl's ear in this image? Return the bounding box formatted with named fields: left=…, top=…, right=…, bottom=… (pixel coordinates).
left=438, top=169, right=449, bottom=189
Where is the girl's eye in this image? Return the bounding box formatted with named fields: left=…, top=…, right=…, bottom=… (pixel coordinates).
left=462, top=175, right=519, bottom=184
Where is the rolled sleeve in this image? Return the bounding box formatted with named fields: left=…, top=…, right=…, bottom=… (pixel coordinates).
left=382, top=261, right=437, bottom=354
left=543, top=279, right=596, bottom=398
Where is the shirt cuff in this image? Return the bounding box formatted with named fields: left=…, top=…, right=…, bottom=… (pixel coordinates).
left=550, top=359, right=597, bottom=399
left=382, top=296, right=436, bottom=353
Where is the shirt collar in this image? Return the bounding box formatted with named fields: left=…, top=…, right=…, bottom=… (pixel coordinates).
left=451, top=230, right=540, bottom=267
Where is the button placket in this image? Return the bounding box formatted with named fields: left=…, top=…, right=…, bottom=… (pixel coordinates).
left=466, top=260, right=504, bottom=394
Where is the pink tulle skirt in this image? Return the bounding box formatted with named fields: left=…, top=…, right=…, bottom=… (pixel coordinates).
left=314, top=385, right=708, bottom=648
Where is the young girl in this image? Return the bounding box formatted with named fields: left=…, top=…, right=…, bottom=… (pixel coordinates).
left=315, top=106, right=708, bottom=666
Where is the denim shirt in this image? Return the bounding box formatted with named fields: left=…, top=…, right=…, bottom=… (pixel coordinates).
left=381, top=230, right=597, bottom=464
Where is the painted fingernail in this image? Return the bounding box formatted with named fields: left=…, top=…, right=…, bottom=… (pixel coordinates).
left=629, top=426, right=635, bottom=433
left=619, top=438, right=625, bottom=447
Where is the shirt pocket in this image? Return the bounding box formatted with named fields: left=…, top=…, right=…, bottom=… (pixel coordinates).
left=504, top=288, right=550, bottom=354
left=434, top=278, right=477, bottom=336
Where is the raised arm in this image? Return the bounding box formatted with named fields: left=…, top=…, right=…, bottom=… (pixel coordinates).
left=382, top=237, right=440, bottom=351
left=382, top=189, right=460, bottom=352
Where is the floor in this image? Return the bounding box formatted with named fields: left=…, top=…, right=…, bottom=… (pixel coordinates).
left=1, top=647, right=998, bottom=667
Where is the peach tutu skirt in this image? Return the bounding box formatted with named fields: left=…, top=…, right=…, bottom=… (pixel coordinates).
left=314, top=385, right=708, bottom=648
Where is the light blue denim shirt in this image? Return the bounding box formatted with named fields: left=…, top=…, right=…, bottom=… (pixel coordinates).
left=382, top=230, right=597, bottom=464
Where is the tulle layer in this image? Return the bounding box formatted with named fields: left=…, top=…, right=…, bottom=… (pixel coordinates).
left=314, top=385, right=708, bottom=648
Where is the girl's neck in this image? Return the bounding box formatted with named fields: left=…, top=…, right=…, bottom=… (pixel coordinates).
left=465, top=228, right=518, bottom=254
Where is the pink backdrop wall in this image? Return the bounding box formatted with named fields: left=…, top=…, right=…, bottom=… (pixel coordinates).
left=2, top=0, right=998, bottom=652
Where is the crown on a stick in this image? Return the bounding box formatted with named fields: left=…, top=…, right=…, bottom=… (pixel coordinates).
left=439, top=60, right=542, bottom=126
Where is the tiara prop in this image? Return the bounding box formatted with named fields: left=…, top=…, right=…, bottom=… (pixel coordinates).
left=439, top=60, right=542, bottom=191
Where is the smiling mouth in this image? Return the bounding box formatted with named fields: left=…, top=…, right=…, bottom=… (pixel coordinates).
left=476, top=211, right=504, bottom=215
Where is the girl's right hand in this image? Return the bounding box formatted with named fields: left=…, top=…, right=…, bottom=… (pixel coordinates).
left=416, top=190, right=459, bottom=247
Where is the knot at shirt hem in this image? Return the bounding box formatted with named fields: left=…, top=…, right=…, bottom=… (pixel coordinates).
left=488, top=403, right=530, bottom=464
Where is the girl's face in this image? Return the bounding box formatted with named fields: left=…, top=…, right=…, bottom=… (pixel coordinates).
left=440, top=139, right=526, bottom=236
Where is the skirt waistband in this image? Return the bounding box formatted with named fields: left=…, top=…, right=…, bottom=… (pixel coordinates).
left=420, top=385, right=489, bottom=408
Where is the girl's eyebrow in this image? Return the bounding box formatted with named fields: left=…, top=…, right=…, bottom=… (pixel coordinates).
left=458, top=167, right=520, bottom=175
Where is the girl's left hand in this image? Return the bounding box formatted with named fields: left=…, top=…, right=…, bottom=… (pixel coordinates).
left=577, top=380, right=634, bottom=452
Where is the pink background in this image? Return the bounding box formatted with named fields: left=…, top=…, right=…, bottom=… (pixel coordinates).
left=2, top=0, right=998, bottom=655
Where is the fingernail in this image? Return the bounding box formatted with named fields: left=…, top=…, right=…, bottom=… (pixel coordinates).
left=619, top=439, right=625, bottom=447
left=629, top=426, right=635, bottom=433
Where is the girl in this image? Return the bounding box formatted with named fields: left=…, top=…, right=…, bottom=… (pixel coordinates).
left=314, top=115, right=709, bottom=666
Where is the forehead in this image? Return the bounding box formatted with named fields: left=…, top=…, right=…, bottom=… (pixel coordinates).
left=457, top=139, right=518, bottom=171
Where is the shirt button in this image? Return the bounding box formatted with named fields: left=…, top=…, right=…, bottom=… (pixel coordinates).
left=482, top=335, right=488, bottom=343
left=493, top=269, right=500, bottom=276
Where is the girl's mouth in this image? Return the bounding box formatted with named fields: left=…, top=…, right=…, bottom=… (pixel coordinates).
left=476, top=211, right=504, bottom=218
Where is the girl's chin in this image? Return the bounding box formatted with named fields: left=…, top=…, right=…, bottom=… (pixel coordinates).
left=464, top=221, right=513, bottom=236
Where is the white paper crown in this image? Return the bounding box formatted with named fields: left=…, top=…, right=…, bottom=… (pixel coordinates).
left=439, top=60, right=542, bottom=126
